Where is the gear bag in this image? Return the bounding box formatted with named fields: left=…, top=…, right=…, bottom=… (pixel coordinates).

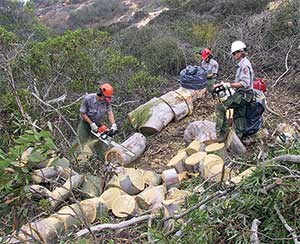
left=179, top=65, right=207, bottom=90
left=244, top=89, right=266, bottom=136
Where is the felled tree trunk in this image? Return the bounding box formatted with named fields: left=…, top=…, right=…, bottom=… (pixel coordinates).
left=225, top=129, right=247, bottom=155
left=160, top=91, right=190, bottom=121
left=128, top=97, right=174, bottom=135
left=31, top=166, right=77, bottom=183
left=175, top=87, right=193, bottom=115
left=105, top=133, right=146, bottom=166
left=167, top=150, right=187, bottom=173
left=184, top=152, right=207, bottom=173
left=50, top=174, right=84, bottom=209
left=205, top=142, right=227, bottom=159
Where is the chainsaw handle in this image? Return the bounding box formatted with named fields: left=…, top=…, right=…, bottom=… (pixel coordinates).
left=100, top=132, right=109, bottom=140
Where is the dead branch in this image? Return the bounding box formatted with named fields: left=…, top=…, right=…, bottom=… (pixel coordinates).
left=259, top=178, right=282, bottom=195
left=76, top=214, right=155, bottom=238
left=261, top=155, right=300, bottom=165
left=272, top=43, right=293, bottom=87
left=274, top=204, right=300, bottom=244
left=250, top=219, right=261, bottom=244
left=32, top=92, right=78, bottom=137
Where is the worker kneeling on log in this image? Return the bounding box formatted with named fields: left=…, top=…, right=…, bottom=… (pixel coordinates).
left=77, top=83, right=118, bottom=159
left=213, top=41, right=265, bottom=143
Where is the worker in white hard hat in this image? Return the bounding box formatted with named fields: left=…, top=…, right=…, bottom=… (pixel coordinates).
left=214, top=40, right=255, bottom=142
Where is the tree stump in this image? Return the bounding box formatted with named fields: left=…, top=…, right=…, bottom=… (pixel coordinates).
left=105, top=133, right=146, bottom=166
left=225, top=129, right=247, bottom=155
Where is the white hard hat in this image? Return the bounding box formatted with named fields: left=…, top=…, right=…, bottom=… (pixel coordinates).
left=231, top=41, right=246, bottom=54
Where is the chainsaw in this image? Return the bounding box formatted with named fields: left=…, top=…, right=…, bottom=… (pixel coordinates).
left=91, top=125, right=135, bottom=158
left=212, top=83, right=235, bottom=102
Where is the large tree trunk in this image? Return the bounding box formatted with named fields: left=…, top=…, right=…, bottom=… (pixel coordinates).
left=160, top=91, right=190, bottom=121
left=105, top=133, right=146, bottom=166
left=128, top=97, right=174, bottom=135
left=175, top=87, right=193, bottom=115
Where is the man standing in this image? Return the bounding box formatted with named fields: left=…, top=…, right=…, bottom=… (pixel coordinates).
left=200, top=48, right=219, bottom=92
left=77, top=83, right=117, bottom=159
left=214, top=41, right=254, bottom=142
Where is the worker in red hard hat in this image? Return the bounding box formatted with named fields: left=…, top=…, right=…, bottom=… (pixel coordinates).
left=77, top=83, right=117, bottom=159
left=199, top=48, right=219, bottom=92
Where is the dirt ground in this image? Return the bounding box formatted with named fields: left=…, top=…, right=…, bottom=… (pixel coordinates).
left=135, top=82, right=300, bottom=173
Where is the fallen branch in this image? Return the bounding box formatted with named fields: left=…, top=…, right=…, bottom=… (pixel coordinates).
left=76, top=214, right=155, bottom=237
left=261, top=155, right=300, bottom=165
left=272, top=43, right=293, bottom=88
left=250, top=219, right=261, bottom=244
left=274, top=204, right=300, bottom=244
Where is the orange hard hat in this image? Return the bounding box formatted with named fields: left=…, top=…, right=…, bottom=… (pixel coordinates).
left=99, top=83, right=114, bottom=97
left=201, top=48, right=212, bottom=60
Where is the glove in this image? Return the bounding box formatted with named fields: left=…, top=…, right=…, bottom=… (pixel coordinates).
left=90, top=122, right=98, bottom=132
left=221, top=82, right=231, bottom=89
left=111, top=123, right=118, bottom=132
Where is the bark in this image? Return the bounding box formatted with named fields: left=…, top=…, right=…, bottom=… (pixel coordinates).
left=161, top=169, right=179, bottom=190
left=160, top=91, right=190, bottom=121
left=128, top=97, right=174, bottom=135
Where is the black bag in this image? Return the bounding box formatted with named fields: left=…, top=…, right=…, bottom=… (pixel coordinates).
left=179, top=65, right=207, bottom=90
left=244, top=89, right=266, bottom=136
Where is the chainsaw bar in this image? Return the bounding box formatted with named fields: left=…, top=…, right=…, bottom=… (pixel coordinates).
left=91, top=131, right=135, bottom=158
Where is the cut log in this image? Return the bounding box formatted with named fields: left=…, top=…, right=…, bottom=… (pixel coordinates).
left=175, top=87, right=193, bottom=115
left=111, top=195, right=138, bottom=218
left=205, top=164, right=233, bottom=183
left=23, top=217, right=64, bottom=243
left=184, top=152, right=207, bottom=173
left=80, top=198, right=108, bottom=223
left=225, top=129, right=247, bottom=155
left=200, top=154, right=224, bottom=178
left=105, top=133, right=146, bottom=166
left=184, top=121, right=217, bottom=144
left=120, top=171, right=145, bottom=195
left=205, top=142, right=227, bottom=159
left=162, top=199, right=180, bottom=232
left=99, top=187, right=125, bottom=209
left=50, top=174, right=84, bottom=209
left=166, top=187, right=191, bottom=205
left=31, top=167, right=58, bottom=183
left=167, top=151, right=187, bottom=173
left=106, top=175, right=121, bottom=189
left=142, top=170, right=162, bottom=186
left=230, top=167, right=256, bottom=184
left=51, top=203, right=83, bottom=231
left=80, top=175, right=105, bottom=197
left=161, top=168, right=179, bottom=190
left=30, top=185, right=52, bottom=199
left=160, top=91, right=189, bottom=121
left=135, top=185, right=166, bottom=211
left=128, top=97, right=174, bottom=135
left=185, top=140, right=203, bottom=155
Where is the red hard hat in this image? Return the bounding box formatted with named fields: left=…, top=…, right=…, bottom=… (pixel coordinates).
left=201, top=48, right=212, bottom=60
left=100, top=83, right=114, bottom=97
